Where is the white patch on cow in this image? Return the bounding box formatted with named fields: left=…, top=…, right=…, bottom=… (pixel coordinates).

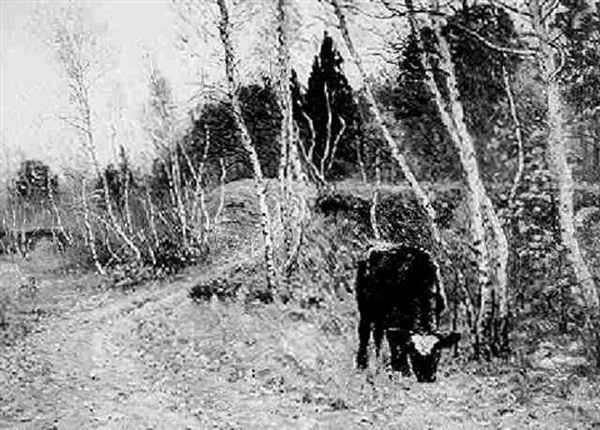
left=411, top=334, right=439, bottom=356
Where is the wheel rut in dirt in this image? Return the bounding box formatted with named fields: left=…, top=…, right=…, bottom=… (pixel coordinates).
left=1, top=275, right=200, bottom=429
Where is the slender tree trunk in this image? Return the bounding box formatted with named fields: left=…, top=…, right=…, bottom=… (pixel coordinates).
left=321, top=82, right=333, bottom=177
left=370, top=148, right=382, bottom=241
left=503, top=60, right=525, bottom=204
left=214, top=157, right=227, bottom=227
left=54, top=22, right=141, bottom=263
left=408, top=1, right=509, bottom=355
left=276, top=0, right=294, bottom=261
left=83, top=113, right=141, bottom=263
left=356, top=139, right=367, bottom=183
left=483, top=197, right=510, bottom=353
left=295, top=107, right=327, bottom=187
left=47, top=174, right=72, bottom=247
left=80, top=178, right=104, bottom=275
left=141, top=191, right=158, bottom=266
left=329, top=0, right=444, bottom=254
left=217, top=0, right=278, bottom=291
left=275, top=0, right=309, bottom=276
left=118, top=145, right=134, bottom=237
left=529, top=0, right=599, bottom=311
left=172, top=147, right=189, bottom=247
left=327, top=115, right=346, bottom=175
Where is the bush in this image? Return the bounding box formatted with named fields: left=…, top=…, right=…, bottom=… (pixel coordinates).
left=10, top=159, right=59, bottom=204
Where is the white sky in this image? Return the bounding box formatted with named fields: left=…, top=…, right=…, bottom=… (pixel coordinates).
left=0, top=0, right=393, bottom=184
left=1, top=0, right=192, bottom=177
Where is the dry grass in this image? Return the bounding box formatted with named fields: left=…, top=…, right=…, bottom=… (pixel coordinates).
left=130, top=281, right=600, bottom=428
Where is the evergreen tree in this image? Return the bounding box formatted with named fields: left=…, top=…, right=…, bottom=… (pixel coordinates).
left=445, top=5, right=520, bottom=137
left=294, top=32, right=361, bottom=179
left=383, top=4, right=521, bottom=181
left=155, top=78, right=282, bottom=193
left=381, top=31, right=460, bottom=181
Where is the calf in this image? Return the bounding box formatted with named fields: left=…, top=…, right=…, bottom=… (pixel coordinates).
left=355, top=243, right=459, bottom=382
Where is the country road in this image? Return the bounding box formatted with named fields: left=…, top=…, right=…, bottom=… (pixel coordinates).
left=1, top=261, right=201, bottom=429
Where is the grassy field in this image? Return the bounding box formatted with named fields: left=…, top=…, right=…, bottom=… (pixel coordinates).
left=1, top=180, right=599, bottom=429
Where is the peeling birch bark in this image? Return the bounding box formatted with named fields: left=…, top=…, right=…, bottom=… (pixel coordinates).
left=529, top=0, right=599, bottom=309
left=321, top=82, right=333, bottom=178
left=276, top=0, right=310, bottom=276
left=406, top=0, right=509, bottom=354
left=81, top=178, right=104, bottom=275
left=217, top=0, right=279, bottom=290
left=54, top=21, right=141, bottom=263
left=370, top=148, right=382, bottom=241
left=503, top=61, right=525, bottom=205
left=329, top=0, right=444, bottom=253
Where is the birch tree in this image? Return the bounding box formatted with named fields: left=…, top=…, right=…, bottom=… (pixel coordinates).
left=145, top=67, right=191, bottom=247
left=419, top=21, right=494, bottom=355
left=274, top=0, right=310, bottom=276
left=527, top=0, right=599, bottom=351
left=50, top=6, right=141, bottom=264
left=216, top=0, right=279, bottom=291
left=328, top=0, right=444, bottom=253
left=374, top=0, right=510, bottom=355
left=424, top=3, right=509, bottom=356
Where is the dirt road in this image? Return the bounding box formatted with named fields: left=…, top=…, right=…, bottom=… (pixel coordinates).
left=1, top=263, right=202, bottom=429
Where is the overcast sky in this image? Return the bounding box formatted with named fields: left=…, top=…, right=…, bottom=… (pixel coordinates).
left=0, top=0, right=392, bottom=183
left=1, top=0, right=193, bottom=176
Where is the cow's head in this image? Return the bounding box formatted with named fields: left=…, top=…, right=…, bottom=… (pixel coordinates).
left=406, top=332, right=460, bottom=382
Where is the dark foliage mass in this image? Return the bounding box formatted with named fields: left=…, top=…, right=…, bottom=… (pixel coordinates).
left=293, top=32, right=362, bottom=179
left=151, top=78, right=282, bottom=197
left=376, top=31, right=460, bottom=181
left=555, top=0, right=600, bottom=112
left=189, top=263, right=273, bottom=304
left=10, top=159, right=59, bottom=203
left=380, top=4, right=522, bottom=182
left=151, top=33, right=367, bottom=190
left=444, top=5, right=521, bottom=135
left=315, top=189, right=460, bottom=251
left=152, top=238, right=201, bottom=275
left=95, top=162, right=137, bottom=210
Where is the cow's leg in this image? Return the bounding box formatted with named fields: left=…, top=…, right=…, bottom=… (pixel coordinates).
left=373, top=322, right=384, bottom=359
left=387, top=332, right=411, bottom=376
left=356, top=316, right=370, bottom=369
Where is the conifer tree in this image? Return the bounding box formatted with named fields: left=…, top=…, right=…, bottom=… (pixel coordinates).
left=296, top=32, right=361, bottom=179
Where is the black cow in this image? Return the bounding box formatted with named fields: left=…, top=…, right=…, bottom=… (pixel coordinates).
left=355, top=244, right=459, bottom=382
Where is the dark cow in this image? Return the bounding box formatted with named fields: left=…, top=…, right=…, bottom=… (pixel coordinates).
left=355, top=243, right=459, bottom=382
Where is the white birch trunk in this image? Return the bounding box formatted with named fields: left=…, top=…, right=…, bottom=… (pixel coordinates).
left=276, top=0, right=309, bottom=276
left=411, top=1, right=509, bottom=353
left=370, top=148, right=382, bottom=241
left=54, top=21, right=141, bottom=263
left=329, top=0, right=444, bottom=253
left=81, top=178, right=105, bottom=275
left=503, top=61, right=525, bottom=204
left=529, top=0, right=599, bottom=309
left=217, top=0, right=279, bottom=290
left=276, top=0, right=294, bottom=260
